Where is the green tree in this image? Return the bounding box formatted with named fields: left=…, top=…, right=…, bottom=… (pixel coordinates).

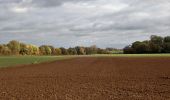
left=0, top=45, right=11, bottom=55
left=0, top=44, right=4, bottom=55
left=89, top=45, right=98, bottom=54
left=39, top=45, right=52, bottom=55
left=39, top=46, right=46, bottom=55
left=7, top=40, right=20, bottom=55
left=150, top=35, right=163, bottom=45
left=27, top=45, right=34, bottom=55
left=75, top=46, right=86, bottom=55
left=79, top=47, right=86, bottom=55
left=123, top=46, right=135, bottom=54
left=163, top=36, right=170, bottom=53
left=48, top=46, right=55, bottom=55
left=20, top=43, right=29, bottom=55
left=97, top=48, right=110, bottom=54
left=149, top=42, right=162, bottom=53
left=60, top=47, right=68, bottom=55
left=55, top=48, right=62, bottom=55
left=132, top=41, right=150, bottom=53
left=150, top=35, right=163, bottom=53
left=164, top=36, right=170, bottom=43
left=46, top=46, right=52, bottom=55
left=32, top=45, right=39, bottom=55
left=68, top=48, right=77, bottom=55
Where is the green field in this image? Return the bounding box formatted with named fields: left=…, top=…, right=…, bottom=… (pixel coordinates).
left=0, top=54, right=170, bottom=68
left=0, top=56, right=71, bottom=68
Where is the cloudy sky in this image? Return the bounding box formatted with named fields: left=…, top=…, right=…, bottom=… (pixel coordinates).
left=0, top=0, right=170, bottom=48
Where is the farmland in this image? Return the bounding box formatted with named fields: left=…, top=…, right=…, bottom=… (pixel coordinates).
left=1, top=54, right=170, bottom=68
left=0, top=55, right=170, bottom=99
left=0, top=56, right=72, bottom=68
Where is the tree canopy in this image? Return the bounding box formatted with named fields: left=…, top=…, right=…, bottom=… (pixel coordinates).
left=123, top=35, right=170, bottom=54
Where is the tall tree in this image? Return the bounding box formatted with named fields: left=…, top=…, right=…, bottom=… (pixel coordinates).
left=7, top=40, right=20, bottom=55
left=39, top=45, right=52, bottom=55
left=48, top=46, right=56, bottom=55
left=60, top=47, right=68, bottom=55
left=0, top=44, right=4, bottom=55
left=20, top=43, right=28, bottom=55
left=39, top=46, right=46, bottom=55
left=150, top=35, right=163, bottom=53
left=89, top=45, right=98, bottom=54
left=163, top=36, right=170, bottom=53
left=68, top=48, right=77, bottom=55
left=150, top=35, right=163, bottom=45
left=0, top=45, right=11, bottom=55
left=123, top=46, right=135, bottom=54
left=132, top=41, right=150, bottom=53
left=75, top=46, right=86, bottom=55
left=32, top=45, right=39, bottom=55
left=55, top=48, right=62, bottom=55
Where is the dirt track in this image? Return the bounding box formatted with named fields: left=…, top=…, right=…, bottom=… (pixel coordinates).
left=0, top=57, right=170, bottom=100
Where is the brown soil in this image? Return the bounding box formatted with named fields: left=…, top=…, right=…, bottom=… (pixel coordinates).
left=0, top=57, right=170, bottom=100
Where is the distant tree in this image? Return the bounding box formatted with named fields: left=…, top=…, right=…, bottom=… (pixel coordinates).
left=138, top=42, right=150, bottom=53
left=89, top=45, right=98, bottom=54
left=164, top=36, right=170, bottom=42
left=75, top=46, right=81, bottom=55
left=55, top=48, right=62, bottom=55
left=68, top=48, right=77, bottom=55
left=106, top=48, right=114, bottom=51
left=149, top=42, right=162, bottom=53
left=85, top=45, right=98, bottom=55
left=97, top=48, right=110, bottom=54
left=163, top=36, right=170, bottom=53
left=132, top=41, right=141, bottom=48
left=46, top=46, right=52, bottom=55
left=39, top=45, right=52, bottom=55
left=26, top=45, right=34, bottom=55
left=32, top=45, right=39, bottom=55
left=131, top=41, right=141, bottom=53
left=20, top=43, right=29, bottom=55
left=150, top=35, right=163, bottom=45
left=39, top=46, right=46, bottom=55
left=7, top=40, right=20, bottom=55
left=79, top=47, right=86, bottom=55
left=85, top=47, right=91, bottom=55
left=0, top=45, right=11, bottom=55
left=75, top=46, right=86, bottom=55
left=123, top=46, right=135, bottom=54
left=163, top=43, right=170, bottom=53
left=123, top=35, right=170, bottom=54
left=132, top=41, right=150, bottom=53
left=0, top=44, right=4, bottom=55
left=48, top=46, right=55, bottom=55
left=150, top=35, right=163, bottom=53
left=60, top=47, right=68, bottom=55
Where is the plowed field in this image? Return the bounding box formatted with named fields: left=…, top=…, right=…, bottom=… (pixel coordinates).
left=0, top=57, right=170, bottom=100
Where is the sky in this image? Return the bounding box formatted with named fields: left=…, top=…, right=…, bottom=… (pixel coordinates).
left=0, top=0, right=170, bottom=48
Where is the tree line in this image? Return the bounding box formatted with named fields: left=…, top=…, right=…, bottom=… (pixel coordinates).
left=0, top=40, right=122, bottom=55
left=123, top=35, right=170, bottom=54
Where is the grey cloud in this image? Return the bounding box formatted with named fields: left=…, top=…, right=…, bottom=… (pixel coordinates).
left=0, top=0, right=170, bottom=48
left=30, top=0, right=94, bottom=7
left=0, top=0, right=21, bottom=4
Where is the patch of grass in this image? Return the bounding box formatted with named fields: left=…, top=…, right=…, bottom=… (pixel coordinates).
left=1, top=54, right=170, bottom=68
left=0, top=56, right=71, bottom=68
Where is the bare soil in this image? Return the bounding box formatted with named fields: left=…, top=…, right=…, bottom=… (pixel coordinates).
left=0, top=57, right=170, bottom=100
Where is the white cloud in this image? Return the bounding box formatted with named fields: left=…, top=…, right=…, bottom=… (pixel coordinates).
left=11, top=6, right=28, bottom=13
left=0, top=0, right=170, bottom=48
